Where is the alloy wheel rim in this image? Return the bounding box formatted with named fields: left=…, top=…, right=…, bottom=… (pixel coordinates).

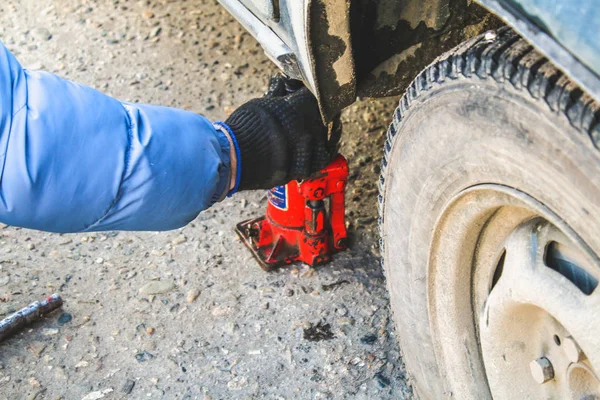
left=427, top=184, right=600, bottom=399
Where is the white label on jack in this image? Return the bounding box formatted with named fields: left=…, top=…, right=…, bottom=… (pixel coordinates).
left=268, top=185, right=288, bottom=211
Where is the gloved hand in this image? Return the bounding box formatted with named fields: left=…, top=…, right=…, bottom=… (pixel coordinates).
left=223, top=75, right=331, bottom=191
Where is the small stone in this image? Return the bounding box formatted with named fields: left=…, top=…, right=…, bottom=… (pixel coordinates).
left=134, top=352, right=154, bottom=363
left=258, top=287, right=275, bottom=296
left=151, top=377, right=159, bottom=386
left=336, top=306, right=348, bottom=316
left=375, top=373, right=391, bottom=388
left=336, top=317, right=355, bottom=326
left=138, top=280, right=175, bottom=295
left=42, top=328, right=59, bottom=336
left=240, top=199, right=247, bottom=208
left=124, top=271, right=137, bottom=280
left=172, top=235, right=187, bottom=245
left=27, top=341, right=47, bottom=357
left=31, top=27, right=52, bottom=41
left=28, top=377, right=41, bottom=388
left=121, top=379, right=136, bottom=394
left=57, top=312, right=72, bottom=325
left=0, top=275, right=9, bottom=286
left=48, top=250, right=61, bottom=259
left=146, top=327, right=155, bottom=336
left=300, top=268, right=316, bottom=278
left=151, top=249, right=166, bottom=256
left=27, top=243, right=35, bottom=250
left=81, top=388, right=113, bottom=400
left=211, top=306, right=231, bottom=316
left=143, top=341, right=157, bottom=352
left=186, top=288, right=200, bottom=303
left=95, top=257, right=104, bottom=264
left=283, top=288, right=294, bottom=297
left=75, top=360, right=89, bottom=369
left=225, top=322, right=239, bottom=334
left=150, top=26, right=162, bottom=38
left=262, top=302, right=269, bottom=310
left=360, top=334, right=377, bottom=345
left=142, top=10, right=154, bottom=19
left=227, top=376, right=248, bottom=390
left=349, top=357, right=362, bottom=366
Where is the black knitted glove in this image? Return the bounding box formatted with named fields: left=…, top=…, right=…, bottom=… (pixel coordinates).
left=224, top=76, right=331, bottom=191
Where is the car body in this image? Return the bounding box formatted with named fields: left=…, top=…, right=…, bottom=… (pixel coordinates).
left=218, top=0, right=600, bottom=121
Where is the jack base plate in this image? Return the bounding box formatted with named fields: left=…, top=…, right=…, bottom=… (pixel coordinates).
left=235, top=217, right=332, bottom=271
left=235, top=217, right=300, bottom=271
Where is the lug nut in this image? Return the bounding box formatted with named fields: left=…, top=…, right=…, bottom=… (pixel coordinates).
left=563, top=336, right=586, bottom=363
left=530, top=357, right=554, bottom=384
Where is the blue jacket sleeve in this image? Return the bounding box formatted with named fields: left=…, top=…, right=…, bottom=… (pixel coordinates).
left=0, top=41, right=231, bottom=233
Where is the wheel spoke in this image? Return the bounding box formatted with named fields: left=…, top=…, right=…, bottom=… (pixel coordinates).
left=492, top=218, right=592, bottom=309
left=481, top=218, right=600, bottom=397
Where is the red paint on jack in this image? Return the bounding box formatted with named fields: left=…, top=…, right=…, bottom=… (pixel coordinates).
left=235, top=155, right=349, bottom=271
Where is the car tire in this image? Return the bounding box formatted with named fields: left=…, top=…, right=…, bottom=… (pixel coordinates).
left=379, top=27, right=600, bottom=399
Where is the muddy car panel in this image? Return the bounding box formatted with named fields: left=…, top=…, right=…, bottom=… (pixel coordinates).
left=218, top=0, right=600, bottom=121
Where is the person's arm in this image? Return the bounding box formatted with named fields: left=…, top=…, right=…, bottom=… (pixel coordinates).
left=0, top=41, right=232, bottom=232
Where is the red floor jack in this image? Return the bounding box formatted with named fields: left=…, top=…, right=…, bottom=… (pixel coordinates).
left=235, top=155, right=349, bottom=271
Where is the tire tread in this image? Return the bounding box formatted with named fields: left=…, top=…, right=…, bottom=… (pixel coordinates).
left=378, top=26, right=600, bottom=263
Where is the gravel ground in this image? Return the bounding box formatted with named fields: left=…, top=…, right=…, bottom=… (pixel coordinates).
left=0, top=1, right=411, bottom=399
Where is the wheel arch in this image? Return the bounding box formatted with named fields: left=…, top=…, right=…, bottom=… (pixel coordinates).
left=307, top=0, right=600, bottom=122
